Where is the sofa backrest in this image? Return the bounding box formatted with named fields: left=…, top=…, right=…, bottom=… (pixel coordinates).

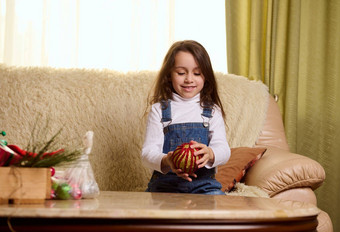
left=255, top=96, right=289, bottom=151
left=0, top=64, right=269, bottom=191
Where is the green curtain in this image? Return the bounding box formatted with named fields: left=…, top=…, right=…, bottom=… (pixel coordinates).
left=226, top=0, right=340, bottom=231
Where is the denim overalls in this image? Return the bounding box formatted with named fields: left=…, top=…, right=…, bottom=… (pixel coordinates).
left=146, top=100, right=225, bottom=195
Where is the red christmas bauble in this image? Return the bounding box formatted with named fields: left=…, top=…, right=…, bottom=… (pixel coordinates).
left=50, top=167, right=55, bottom=177
left=171, top=143, right=202, bottom=175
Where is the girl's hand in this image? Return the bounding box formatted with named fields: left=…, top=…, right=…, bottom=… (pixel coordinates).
left=161, top=151, right=197, bottom=182
left=190, top=140, right=215, bottom=169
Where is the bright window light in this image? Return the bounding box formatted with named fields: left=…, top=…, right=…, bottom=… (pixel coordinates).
left=0, top=0, right=227, bottom=73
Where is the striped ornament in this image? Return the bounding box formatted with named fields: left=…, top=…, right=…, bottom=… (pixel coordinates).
left=171, top=143, right=201, bottom=175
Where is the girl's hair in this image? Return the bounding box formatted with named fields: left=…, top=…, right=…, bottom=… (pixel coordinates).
left=148, top=40, right=225, bottom=118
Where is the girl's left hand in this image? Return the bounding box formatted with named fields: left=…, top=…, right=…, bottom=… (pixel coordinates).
left=190, top=141, right=215, bottom=168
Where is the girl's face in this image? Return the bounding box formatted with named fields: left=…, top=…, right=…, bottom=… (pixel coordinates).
left=171, top=51, right=205, bottom=99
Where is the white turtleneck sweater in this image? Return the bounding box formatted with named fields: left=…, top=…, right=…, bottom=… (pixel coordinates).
left=141, top=93, right=230, bottom=173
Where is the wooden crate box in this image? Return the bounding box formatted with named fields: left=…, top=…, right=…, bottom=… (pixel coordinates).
left=0, top=167, right=51, bottom=204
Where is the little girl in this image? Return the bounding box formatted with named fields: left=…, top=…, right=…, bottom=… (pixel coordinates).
left=141, top=40, right=230, bottom=195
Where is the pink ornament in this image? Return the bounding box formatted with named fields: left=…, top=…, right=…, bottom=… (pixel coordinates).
left=50, top=189, right=56, bottom=199
left=71, top=184, right=82, bottom=200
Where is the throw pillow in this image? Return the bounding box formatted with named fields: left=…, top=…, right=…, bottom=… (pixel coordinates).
left=215, top=147, right=267, bottom=192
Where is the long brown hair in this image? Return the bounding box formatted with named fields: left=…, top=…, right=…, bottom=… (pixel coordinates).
left=148, top=40, right=225, bottom=119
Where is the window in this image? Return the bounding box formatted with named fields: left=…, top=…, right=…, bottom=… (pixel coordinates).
left=0, top=0, right=227, bottom=73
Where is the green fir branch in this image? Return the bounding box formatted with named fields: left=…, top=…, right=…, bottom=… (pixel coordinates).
left=13, top=116, right=83, bottom=168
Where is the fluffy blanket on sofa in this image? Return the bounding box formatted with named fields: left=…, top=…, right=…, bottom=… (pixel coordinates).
left=0, top=64, right=268, bottom=192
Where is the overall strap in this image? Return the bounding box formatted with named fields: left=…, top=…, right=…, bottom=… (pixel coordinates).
left=160, top=100, right=172, bottom=123
left=201, top=104, right=213, bottom=128
left=201, top=107, right=213, bottom=118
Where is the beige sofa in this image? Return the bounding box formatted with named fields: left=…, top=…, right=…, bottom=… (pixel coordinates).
left=0, top=64, right=332, bottom=231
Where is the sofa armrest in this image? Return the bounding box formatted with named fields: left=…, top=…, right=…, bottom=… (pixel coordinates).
left=244, top=146, right=325, bottom=197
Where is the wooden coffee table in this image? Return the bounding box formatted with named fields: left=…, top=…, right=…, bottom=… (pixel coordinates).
left=0, top=191, right=320, bottom=231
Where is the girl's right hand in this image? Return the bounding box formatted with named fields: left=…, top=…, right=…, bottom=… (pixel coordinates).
left=161, top=151, right=197, bottom=182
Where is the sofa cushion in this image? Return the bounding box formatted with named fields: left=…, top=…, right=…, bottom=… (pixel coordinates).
left=216, top=147, right=266, bottom=192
